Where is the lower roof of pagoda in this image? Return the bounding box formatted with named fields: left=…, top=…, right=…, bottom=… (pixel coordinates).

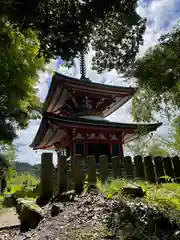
left=43, top=72, right=137, bottom=118
left=30, top=113, right=162, bottom=150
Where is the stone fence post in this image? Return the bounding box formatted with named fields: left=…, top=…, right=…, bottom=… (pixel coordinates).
left=40, top=153, right=53, bottom=201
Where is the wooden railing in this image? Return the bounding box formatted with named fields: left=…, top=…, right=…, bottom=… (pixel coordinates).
left=40, top=153, right=180, bottom=200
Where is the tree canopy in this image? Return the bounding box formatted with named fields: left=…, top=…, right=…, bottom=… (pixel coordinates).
left=160, top=117, right=180, bottom=155
left=0, top=20, right=44, bottom=144
left=126, top=135, right=169, bottom=157
left=0, top=0, right=146, bottom=73
left=128, top=22, right=180, bottom=122
left=0, top=0, right=147, bottom=145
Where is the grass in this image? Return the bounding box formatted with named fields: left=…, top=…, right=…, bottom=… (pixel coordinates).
left=97, top=178, right=127, bottom=199
left=97, top=178, right=180, bottom=222
left=0, top=173, right=40, bottom=209
left=6, top=172, right=39, bottom=193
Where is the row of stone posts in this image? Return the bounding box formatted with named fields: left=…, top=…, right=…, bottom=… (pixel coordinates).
left=40, top=152, right=180, bottom=201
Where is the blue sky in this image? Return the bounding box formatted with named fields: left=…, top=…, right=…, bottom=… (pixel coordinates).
left=14, top=0, right=180, bottom=164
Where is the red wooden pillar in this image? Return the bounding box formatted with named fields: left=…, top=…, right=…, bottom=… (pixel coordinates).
left=68, top=129, right=74, bottom=156
left=116, top=132, right=124, bottom=161
left=84, top=143, right=88, bottom=156
left=108, top=134, right=112, bottom=157
left=68, top=136, right=74, bottom=156
left=119, top=144, right=124, bottom=162
left=69, top=141, right=74, bottom=156
left=66, top=147, right=70, bottom=157
left=109, top=143, right=112, bottom=156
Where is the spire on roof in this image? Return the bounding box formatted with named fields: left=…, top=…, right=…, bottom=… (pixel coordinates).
left=80, top=52, right=86, bottom=79
left=80, top=51, right=90, bottom=82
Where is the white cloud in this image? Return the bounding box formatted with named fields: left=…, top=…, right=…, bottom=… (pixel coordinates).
left=37, top=72, right=49, bottom=102
left=15, top=0, right=180, bottom=164
left=14, top=120, right=58, bottom=165
left=14, top=120, right=41, bottom=164
left=137, top=0, right=180, bottom=56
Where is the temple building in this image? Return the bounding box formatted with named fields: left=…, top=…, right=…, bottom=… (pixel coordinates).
left=30, top=65, right=162, bottom=161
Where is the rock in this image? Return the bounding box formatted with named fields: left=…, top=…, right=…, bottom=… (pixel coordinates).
left=16, top=198, right=44, bottom=231
left=97, top=197, right=105, bottom=207
left=86, top=184, right=99, bottom=194
left=59, top=190, right=75, bottom=202
left=121, top=184, right=146, bottom=198
left=158, top=176, right=168, bottom=184
left=50, top=204, right=62, bottom=217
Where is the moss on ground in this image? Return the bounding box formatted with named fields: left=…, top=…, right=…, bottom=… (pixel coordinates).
left=98, top=178, right=180, bottom=223
left=66, top=223, right=114, bottom=240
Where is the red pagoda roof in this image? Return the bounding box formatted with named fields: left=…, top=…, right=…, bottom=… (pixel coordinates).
left=30, top=113, right=162, bottom=150
left=43, top=73, right=137, bottom=118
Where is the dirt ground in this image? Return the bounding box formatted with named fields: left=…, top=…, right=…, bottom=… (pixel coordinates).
left=0, top=207, right=20, bottom=229
left=0, top=193, right=180, bottom=240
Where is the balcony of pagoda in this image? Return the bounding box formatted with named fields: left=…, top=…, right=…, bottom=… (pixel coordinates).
left=30, top=112, right=162, bottom=162
left=54, top=129, right=125, bottom=163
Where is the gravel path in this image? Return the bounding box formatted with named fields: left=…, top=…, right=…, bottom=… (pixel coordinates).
left=0, top=208, right=20, bottom=230
left=0, top=193, right=111, bottom=240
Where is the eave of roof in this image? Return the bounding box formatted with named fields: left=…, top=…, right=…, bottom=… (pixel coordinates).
left=47, top=113, right=162, bottom=129
left=30, top=113, right=162, bottom=149
left=54, top=72, right=137, bottom=91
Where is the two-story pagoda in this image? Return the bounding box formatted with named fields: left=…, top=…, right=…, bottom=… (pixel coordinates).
left=30, top=70, right=162, bottom=161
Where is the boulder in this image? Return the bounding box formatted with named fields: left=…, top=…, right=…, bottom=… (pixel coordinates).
left=51, top=204, right=63, bottom=217
left=16, top=198, right=44, bottom=231
left=157, top=176, right=171, bottom=184
left=86, top=184, right=99, bottom=195
left=121, top=184, right=146, bottom=198
left=59, top=190, right=75, bottom=202
left=97, top=197, right=105, bottom=207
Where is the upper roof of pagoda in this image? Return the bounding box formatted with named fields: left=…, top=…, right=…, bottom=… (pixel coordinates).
left=43, top=72, right=137, bottom=118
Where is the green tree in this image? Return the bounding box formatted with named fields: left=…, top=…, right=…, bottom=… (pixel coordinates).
left=2, top=144, right=16, bottom=162
left=0, top=20, right=44, bottom=144
left=127, top=22, right=180, bottom=122
left=125, top=135, right=149, bottom=156
left=126, top=135, right=169, bottom=157
left=148, top=143, right=169, bottom=157
left=0, top=143, right=16, bottom=178
left=160, top=117, right=180, bottom=155
left=0, top=0, right=146, bottom=73
left=0, top=143, right=17, bottom=192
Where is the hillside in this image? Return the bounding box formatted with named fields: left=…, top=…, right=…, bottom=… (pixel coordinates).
left=12, top=162, right=40, bottom=177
